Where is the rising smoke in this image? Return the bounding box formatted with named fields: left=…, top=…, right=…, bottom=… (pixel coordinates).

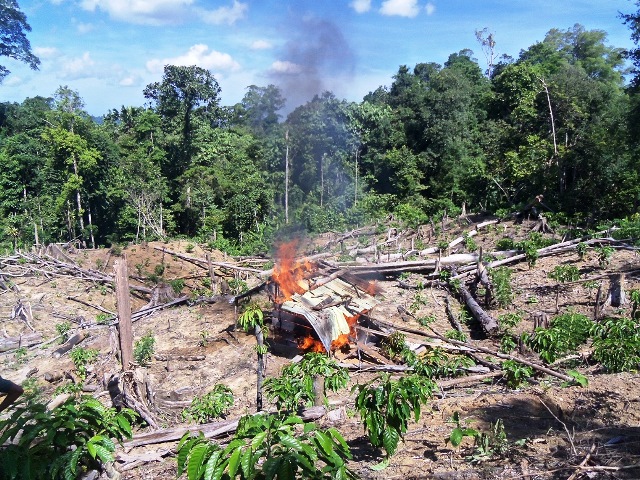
left=268, top=15, right=356, bottom=112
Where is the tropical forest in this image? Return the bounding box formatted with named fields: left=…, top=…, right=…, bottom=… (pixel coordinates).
left=2, top=1, right=640, bottom=479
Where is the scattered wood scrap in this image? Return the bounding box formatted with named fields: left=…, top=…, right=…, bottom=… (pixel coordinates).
left=123, top=406, right=326, bottom=449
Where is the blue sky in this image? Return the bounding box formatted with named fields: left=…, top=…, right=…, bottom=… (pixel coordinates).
left=1, top=0, right=636, bottom=116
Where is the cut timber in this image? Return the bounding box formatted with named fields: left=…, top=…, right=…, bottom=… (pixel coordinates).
left=52, top=330, right=89, bottom=358
left=454, top=280, right=498, bottom=335
left=124, top=406, right=326, bottom=448
left=0, top=332, right=43, bottom=353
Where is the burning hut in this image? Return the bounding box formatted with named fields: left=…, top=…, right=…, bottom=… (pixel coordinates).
left=268, top=241, right=381, bottom=354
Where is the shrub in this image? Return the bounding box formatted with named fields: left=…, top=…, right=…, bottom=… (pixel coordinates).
left=489, top=267, right=514, bottom=308
left=591, top=317, right=640, bottom=372
left=70, top=347, right=99, bottom=380
left=352, top=373, right=436, bottom=458
left=134, top=332, right=155, bottom=366
left=182, top=384, right=234, bottom=424
left=264, top=353, right=349, bottom=412
left=0, top=396, right=136, bottom=480
left=177, top=413, right=356, bottom=480
left=523, top=312, right=592, bottom=363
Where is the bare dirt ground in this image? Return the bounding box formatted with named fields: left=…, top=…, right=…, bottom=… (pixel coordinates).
left=1, top=218, right=640, bottom=480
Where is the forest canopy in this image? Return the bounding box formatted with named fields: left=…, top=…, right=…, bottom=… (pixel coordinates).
left=1, top=17, right=640, bottom=254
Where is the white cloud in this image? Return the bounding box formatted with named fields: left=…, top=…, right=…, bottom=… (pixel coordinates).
left=425, top=2, right=435, bottom=15
left=33, top=46, right=60, bottom=59
left=269, top=60, right=303, bottom=75
left=250, top=39, right=272, bottom=50
left=4, top=76, right=23, bottom=87
left=199, top=1, right=247, bottom=25
left=80, top=0, right=193, bottom=25
left=350, top=0, right=371, bottom=13
left=60, top=52, right=96, bottom=80
left=76, top=22, right=95, bottom=34
left=146, top=44, right=241, bottom=74
left=380, top=0, right=420, bottom=17
left=119, top=76, right=138, bottom=87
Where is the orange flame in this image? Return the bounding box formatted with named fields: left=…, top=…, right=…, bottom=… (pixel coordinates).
left=298, top=335, right=326, bottom=353
left=271, top=239, right=315, bottom=302
left=330, top=313, right=360, bottom=350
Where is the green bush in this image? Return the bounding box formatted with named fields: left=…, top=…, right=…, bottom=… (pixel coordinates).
left=523, top=312, right=592, bottom=363
left=591, top=317, right=640, bottom=372
left=177, top=413, right=356, bottom=480
left=0, top=396, right=136, bottom=480
left=182, top=384, right=234, bottom=424
left=352, top=374, right=436, bottom=458
left=489, top=267, right=514, bottom=308
left=264, top=353, right=349, bottom=412
left=134, top=332, right=156, bottom=366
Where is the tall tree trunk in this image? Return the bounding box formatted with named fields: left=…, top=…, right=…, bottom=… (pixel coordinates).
left=354, top=147, right=359, bottom=207
left=285, top=130, right=290, bottom=224
left=88, top=203, right=95, bottom=249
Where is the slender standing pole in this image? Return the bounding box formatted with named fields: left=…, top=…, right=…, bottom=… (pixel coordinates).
left=285, top=130, right=290, bottom=224
left=114, top=256, right=133, bottom=369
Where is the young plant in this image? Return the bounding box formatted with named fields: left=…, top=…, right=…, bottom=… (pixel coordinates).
left=182, top=384, right=234, bottom=424
left=447, top=411, right=479, bottom=448
left=0, top=396, right=137, bottom=480
left=523, top=312, right=592, bottom=363
left=590, top=317, right=640, bottom=372
left=595, top=246, right=614, bottom=269
left=55, top=321, right=72, bottom=342
left=489, top=267, right=514, bottom=308
left=576, top=241, right=588, bottom=260
left=70, top=347, right=99, bottom=380
left=264, top=353, right=349, bottom=412
left=548, top=264, right=580, bottom=311
left=501, top=360, right=534, bottom=389
left=177, top=412, right=356, bottom=480
left=352, top=373, right=436, bottom=459
left=445, top=329, right=467, bottom=342
left=468, top=419, right=509, bottom=463
left=134, top=332, right=156, bottom=366
left=380, top=331, right=407, bottom=361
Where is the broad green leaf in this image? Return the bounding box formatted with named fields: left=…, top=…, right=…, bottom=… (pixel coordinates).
left=449, top=428, right=464, bottom=447
left=227, top=445, right=242, bottom=478
left=187, top=443, right=210, bottom=480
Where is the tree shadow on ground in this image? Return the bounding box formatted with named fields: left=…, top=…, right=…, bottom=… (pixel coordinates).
left=468, top=390, right=640, bottom=479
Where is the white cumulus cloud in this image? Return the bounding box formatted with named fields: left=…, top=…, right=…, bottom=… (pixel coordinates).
left=250, top=39, right=272, bottom=50
left=425, top=2, right=435, bottom=15
left=269, top=60, right=303, bottom=75
left=199, top=0, right=247, bottom=25
left=33, top=46, right=60, bottom=59
left=380, top=0, right=420, bottom=17
left=60, top=52, right=96, bottom=80
left=146, top=44, right=241, bottom=74
left=80, top=0, right=194, bottom=25
left=350, top=0, right=371, bottom=13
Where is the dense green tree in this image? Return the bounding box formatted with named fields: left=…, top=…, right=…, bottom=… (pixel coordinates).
left=231, top=84, right=285, bottom=135
left=0, top=0, right=40, bottom=83
left=143, top=65, right=221, bottom=180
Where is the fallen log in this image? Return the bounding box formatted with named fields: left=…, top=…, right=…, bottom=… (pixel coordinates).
left=453, top=279, right=499, bottom=335
left=123, top=405, right=326, bottom=448
left=369, top=317, right=576, bottom=384
left=0, top=332, right=43, bottom=353
left=52, top=330, right=89, bottom=358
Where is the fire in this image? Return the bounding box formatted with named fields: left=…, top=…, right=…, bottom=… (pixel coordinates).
left=331, top=313, right=360, bottom=350
left=271, top=239, right=315, bottom=302
left=298, top=335, right=326, bottom=353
